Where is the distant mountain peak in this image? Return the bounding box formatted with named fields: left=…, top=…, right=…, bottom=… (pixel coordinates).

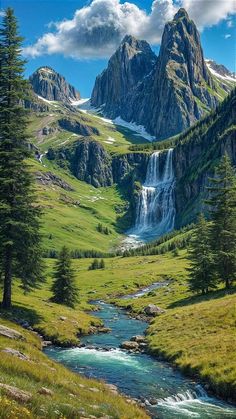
left=174, top=8, right=189, bottom=21
left=29, top=67, right=80, bottom=104
left=205, top=59, right=236, bottom=82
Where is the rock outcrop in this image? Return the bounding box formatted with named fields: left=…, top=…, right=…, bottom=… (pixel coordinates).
left=91, top=35, right=157, bottom=117
left=35, top=171, right=74, bottom=191
left=29, top=67, right=80, bottom=103
left=0, top=325, right=24, bottom=340
left=69, top=140, right=113, bottom=188
left=49, top=139, right=148, bottom=188
left=91, top=9, right=222, bottom=140
left=58, top=118, right=100, bottom=136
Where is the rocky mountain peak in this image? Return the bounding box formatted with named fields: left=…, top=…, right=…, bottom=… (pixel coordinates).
left=29, top=67, right=80, bottom=104
left=91, top=35, right=157, bottom=116
left=173, top=8, right=189, bottom=21
left=91, top=8, right=231, bottom=140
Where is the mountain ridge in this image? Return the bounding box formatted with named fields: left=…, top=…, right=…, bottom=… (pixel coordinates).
left=91, top=8, right=234, bottom=140
left=30, top=66, right=80, bottom=104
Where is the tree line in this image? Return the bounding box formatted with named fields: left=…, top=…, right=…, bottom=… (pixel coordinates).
left=188, top=154, right=236, bottom=294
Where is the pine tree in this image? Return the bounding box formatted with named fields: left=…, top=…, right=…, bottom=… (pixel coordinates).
left=51, top=246, right=78, bottom=308
left=207, top=154, right=236, bottom=289
left=0, top=8, right=43, bottom=309
left=187, top=214, right=216, bottom=294
left=100, top=259, right=105, bottom=269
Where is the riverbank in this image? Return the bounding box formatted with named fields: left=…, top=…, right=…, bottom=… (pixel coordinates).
left=0, top=251, right=235, bottom=417
left=46, top=301, right=236, bottom=419
left=0, top=318, right=148, bottom=419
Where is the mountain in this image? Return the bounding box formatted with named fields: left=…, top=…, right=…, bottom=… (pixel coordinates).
left=206, top=59, right=236, bottom=81
left=91, top=35, right=157, bottom=117
left=29, top=67, right=80, bottom=103
left=91, top=8, right=231, bottom=140
left=174, top=87, right=236, bottom=226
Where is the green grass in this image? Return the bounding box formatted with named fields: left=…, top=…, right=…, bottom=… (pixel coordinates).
left=30, top=158, right=129, bottom=252
left=27, top=103, right=148, bottom=155
left=147, top=293, right=236, bottom=401
left=1, top=250, right=235, bottom=416
left=0, top=318, right=148, bottom=419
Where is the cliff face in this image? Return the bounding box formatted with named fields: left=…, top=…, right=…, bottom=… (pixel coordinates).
left=48, top=139, right=148, bottom=188
left=91, top=8, right=223, bottom=140
left=143, top=8, right=217, bottom=139
left=91, top=35, right=157, bottom=117
left=58, top=119, right=100, bottom=137
left=29, top=67, right=80, bottom=103
left=173, top=89, right=236, bottom=226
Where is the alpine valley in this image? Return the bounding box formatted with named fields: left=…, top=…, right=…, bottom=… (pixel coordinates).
left=0, top=6, right=236, bottom=419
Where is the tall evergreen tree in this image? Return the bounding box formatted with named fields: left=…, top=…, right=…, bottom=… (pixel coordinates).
left=187, top=214, right=216, bottom=294
left=0, top=8, right=43, bottom=309
left=51, top=246, right=78, bottom=308
left=207, top=154, right=236, bottom=289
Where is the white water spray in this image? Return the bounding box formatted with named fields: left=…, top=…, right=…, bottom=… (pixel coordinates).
left=131, top=149, right=176, bottom=241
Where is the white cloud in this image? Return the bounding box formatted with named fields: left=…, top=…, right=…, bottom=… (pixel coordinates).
left=182, top=0, right=236, bottom=29
left=224, top=34, right=231, bottom=39
left=0, top=9, right=5, bottom=17
left=23, top=0, right=236, bottom=59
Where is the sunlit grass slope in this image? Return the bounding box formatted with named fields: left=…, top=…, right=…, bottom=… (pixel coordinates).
left=30, top=158, right=128, bottom=252
left=0, top=318, right=148, bottom=419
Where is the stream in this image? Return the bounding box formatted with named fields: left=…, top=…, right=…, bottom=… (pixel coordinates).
left=45, top=284, right=236, bottom=419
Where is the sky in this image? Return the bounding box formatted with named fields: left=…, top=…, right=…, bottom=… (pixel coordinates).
left=0, top=0, right=235, bottom=97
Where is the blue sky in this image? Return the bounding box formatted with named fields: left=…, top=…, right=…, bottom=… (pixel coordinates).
left=1, top=0, right=235, bottom=97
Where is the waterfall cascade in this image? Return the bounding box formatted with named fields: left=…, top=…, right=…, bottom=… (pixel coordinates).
left=130, top=149, right=176, bottom=242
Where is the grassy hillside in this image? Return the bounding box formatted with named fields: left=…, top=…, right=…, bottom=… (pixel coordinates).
left=30, top=158, right=129, bottom=253
left=27, top=101, right=148, bottom=155
left=1, top=249, right=235, bottom=415
left=0, top=317, right=148, bottom=419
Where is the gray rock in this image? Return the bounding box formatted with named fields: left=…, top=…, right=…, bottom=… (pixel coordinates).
left=0, top=325, right=23, bottom=340
left=29, top=66, right=80, bottom=104
left=91, top=9, right=225, bottom=140
left=58, top=118, right=100, bottom=136
left=0, top=383, right=32, bottom=402
left=70, top=140, right=113, bottom=188
left=120, top=340, right=139, bottom=350
left=130, top=335, right=146, bottom=343
left=35, top=171, right=74, bottom=191
left=144, top=304, right=166, bottom=316
left=38, top=387, right=54, bottom=396
left=2, top=348, right=30, bottom=361
left=91, top=35, right=157, bottom=117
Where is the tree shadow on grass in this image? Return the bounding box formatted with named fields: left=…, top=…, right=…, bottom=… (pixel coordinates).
left=168, top=285, right=236, bottom=309
left=0, top=303, right=43, bottom=327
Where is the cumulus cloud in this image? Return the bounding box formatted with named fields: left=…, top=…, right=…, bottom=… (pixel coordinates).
left=23, top=0, right=236, bottom=59
left=182, top=0, right=236, bottom=29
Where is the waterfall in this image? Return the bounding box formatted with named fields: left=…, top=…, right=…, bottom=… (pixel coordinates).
left=131, top=149, right=176, bottom=242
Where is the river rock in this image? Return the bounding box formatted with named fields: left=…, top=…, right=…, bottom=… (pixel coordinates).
left=130, top=335, right=146, bottom=343
left=144, top=304, right=166, bottom=316
left=98, top=327, right=111, bottom=333
left=120, top=341, right=139, bottom=351
left=148, top=397, right=158, bottom=406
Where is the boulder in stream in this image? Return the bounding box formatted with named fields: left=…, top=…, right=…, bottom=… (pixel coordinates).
left=120, top=341, right=139, bottom=351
